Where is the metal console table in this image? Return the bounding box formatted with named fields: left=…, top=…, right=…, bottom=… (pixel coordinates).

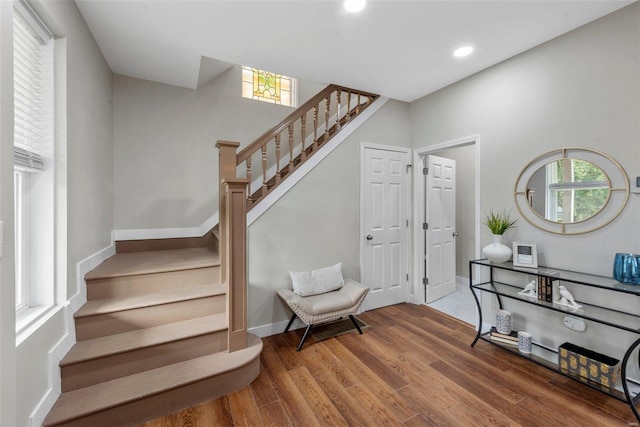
left=469, top=258, right=640, bottom=422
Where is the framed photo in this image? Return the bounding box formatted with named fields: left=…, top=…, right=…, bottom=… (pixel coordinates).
left=512, top=242, right=538, bottom=268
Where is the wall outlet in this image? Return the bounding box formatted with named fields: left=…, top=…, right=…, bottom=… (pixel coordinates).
left=563, top=316, right=586, bottom=332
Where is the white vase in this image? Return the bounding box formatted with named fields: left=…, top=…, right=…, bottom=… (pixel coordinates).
left=482, top=234, right=512, bottom=263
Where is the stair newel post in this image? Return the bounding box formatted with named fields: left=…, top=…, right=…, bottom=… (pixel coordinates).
left=216, top=140, right=241, bottom=257
left=215, top=140, right=245, bottom=352
left=221, top=177, right=250, bottom=352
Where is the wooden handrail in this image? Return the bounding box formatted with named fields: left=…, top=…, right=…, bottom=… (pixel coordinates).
left=236, top=84, right=378, bottom=165
left=235, top=84, right=378, bottom=208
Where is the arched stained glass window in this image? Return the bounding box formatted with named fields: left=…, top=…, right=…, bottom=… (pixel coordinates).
left=242, top=66, right=297, bottom=107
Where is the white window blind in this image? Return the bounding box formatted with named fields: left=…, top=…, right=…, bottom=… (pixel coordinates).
left=13, top=4, right=53, bottom=172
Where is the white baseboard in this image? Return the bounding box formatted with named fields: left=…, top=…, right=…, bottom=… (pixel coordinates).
left=30, top=242, right=115, bottom=427
left=248, top=317, right=307, bottom=338
left=113, top=212, right=218, bottom=242
left=70, top=242, right=115, bottom=312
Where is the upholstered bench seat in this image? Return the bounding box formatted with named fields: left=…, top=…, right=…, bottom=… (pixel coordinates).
left=276, top=279, right=369, bottom=351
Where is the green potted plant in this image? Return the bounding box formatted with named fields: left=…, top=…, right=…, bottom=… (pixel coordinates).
left=484, top=209, right=517, bottom=235
left=483, top=209, right=517, bottom=263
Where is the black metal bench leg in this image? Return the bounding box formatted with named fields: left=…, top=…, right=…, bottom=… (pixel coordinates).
left=284, top=313, right=297, bottom=333
left=297, top=324, right=313, bottom=351
left=349, top=315, right=363, bottom=334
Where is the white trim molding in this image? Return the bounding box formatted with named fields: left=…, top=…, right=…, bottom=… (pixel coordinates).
left=412, top=134, right=482, bottom=305
left=30, top=241, right=115, bottom=427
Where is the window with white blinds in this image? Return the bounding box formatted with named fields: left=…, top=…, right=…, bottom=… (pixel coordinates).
left=13, top=2, right=56, bottom=324
left=13, top=4, right=53, bottom=172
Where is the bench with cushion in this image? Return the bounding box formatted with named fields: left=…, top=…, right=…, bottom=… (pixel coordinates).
left=276, top=263, right=369, bottom=351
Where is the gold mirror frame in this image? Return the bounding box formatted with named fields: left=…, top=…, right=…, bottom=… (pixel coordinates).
left=514, top=147, right=629, bottom=235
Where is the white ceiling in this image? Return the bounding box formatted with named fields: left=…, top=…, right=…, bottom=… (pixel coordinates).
left=75, top=0, right=634, bottom=102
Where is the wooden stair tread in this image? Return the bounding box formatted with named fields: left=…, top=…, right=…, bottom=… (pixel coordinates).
left=85, top=247, right=220, bottom=280
left=75, top=284, right=225, bottom=317
left=43, top=334, right=263, bottom=426
left=61, top=313, right=228, bottom=366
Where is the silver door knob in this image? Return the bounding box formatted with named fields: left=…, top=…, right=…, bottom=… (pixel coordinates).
left=366, top=235, right=373, bottom=241
left=452, top=232, right=459, bottom=237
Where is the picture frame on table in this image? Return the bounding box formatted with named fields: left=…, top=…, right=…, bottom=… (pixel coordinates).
left=512, top=242, right=538, bottom=268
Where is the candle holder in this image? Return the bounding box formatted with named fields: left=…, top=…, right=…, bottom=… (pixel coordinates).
left=613, top=253, right=640, bottom=285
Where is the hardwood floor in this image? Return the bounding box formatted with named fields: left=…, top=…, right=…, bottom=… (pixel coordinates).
left=140, top=304, right=636, bottom=426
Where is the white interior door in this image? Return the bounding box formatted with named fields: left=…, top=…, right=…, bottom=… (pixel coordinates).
left=361, top=145, right=410, bottom=310
left=425, top=155, right=456, bottom=303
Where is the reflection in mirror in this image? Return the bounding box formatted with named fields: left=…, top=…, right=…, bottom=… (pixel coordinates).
left=526, top=158, right=610, bottom=223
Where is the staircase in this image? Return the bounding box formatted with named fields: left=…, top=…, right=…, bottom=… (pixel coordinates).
left=42, top=84, right=378, bottom=426
left=42, top=241, right=262, bottom=427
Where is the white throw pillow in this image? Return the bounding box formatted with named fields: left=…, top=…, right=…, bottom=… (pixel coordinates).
left=289, top=262, right=344, bottom=297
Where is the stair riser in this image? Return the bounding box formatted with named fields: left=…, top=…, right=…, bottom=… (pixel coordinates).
left=61, top=330, right=228, bottom=392
left=75, top=296, right=225, bottom=340
left=47, top=357, right=260, bottom=427
left=86, top=266, right=221, bottom=300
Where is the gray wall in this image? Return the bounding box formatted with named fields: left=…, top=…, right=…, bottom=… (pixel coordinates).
left=248, top=99, right=411, bottom=329
left=112, top=68, right=325, bottom=230
left=410, top=3, right=639, bottom=369
left=6, top=1, right=115, bottom=424
left=411, top=3, right=639, bottom=276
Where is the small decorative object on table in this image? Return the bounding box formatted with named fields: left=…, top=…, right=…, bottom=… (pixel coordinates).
left=512, top=242, right=538, bottom=268
left=613, top=253, right=640, bottom=285
left=489, top=327, right=518, bottom=347
left=495, top=309, right=512, bottom=335
left=555, top=285, right=582, bottom=309
left=482, top=209, right=517, bottom=263
left=558, top=342, right=621, bottom=389
left=517, top=280, right=537, bottom=298
left=517, top=331, right=532, bottom=354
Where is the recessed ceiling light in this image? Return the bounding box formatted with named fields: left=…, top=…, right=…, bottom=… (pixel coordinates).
left=453, top=46, right=474, bottom=58
left=344, top=0, right=366, bottom=13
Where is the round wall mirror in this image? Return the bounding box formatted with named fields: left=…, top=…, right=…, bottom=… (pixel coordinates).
left=515, top=148, right=629, bottom=235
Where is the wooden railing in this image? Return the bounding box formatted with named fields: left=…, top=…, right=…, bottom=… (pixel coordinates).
left=216, top=84, right=378, bottom=351
left=236, top=84, right=378, bottom=209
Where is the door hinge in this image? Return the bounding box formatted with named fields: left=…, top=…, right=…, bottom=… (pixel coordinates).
left=423, top=167, right=428, bottom=175
left=406, top=273, right=409, bottom=281
left=406, top=219, right=409, bottom=227
left=423, top=222, right=428, bottom=230
left=423, top=277, right=429, bottom=285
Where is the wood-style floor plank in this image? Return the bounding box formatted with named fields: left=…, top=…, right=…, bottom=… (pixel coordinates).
left=286, top=366, right=348, bottom=427
left=141, top=303, right=636, bottom=426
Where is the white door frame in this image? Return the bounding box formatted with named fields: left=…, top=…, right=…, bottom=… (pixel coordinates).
left=360, top=142, right=412, bottom=308
left=412, top=135, right=482, bottom=304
